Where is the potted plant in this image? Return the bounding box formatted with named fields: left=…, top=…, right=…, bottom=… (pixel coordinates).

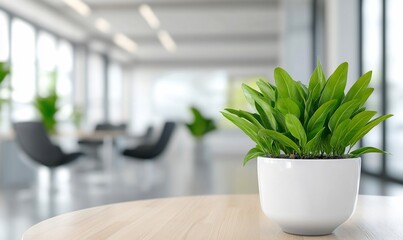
left=34, top=73, right=59, bottom=133
left=221, top=62, right=393, bottom=236
left=186, top=106, right=216, bottom=161
left=0, top=62, right=11, bottom=109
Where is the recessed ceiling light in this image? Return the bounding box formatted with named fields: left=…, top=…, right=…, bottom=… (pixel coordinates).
left=95, top=18, right=111, bottom=33
left=158, top=30, right=177, bottom=53
left=113, top=33, right=138, bottom=53
left=139, top=4, right=160, bottom=29
left=63, top=0, right=91, bottom=17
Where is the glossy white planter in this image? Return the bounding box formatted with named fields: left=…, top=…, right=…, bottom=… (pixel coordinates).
left=257, top=157, right=361, bottom=236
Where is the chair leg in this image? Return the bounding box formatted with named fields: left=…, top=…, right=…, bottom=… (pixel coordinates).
left=49, top=168, right=56, bottom=192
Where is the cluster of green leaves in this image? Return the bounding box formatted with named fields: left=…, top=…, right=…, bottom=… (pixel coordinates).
left=0, top=62, right=10, bottom=84
left=0, top=62, right=11, bottom=107
left=34, top=72, right=59, bottom=133
left=222, top=62, right=393, bottom=165
left=186, top=106, right=217, bottom=139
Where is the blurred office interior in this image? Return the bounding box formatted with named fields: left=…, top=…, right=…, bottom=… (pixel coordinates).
left=1, top=0, right=403, bottom=239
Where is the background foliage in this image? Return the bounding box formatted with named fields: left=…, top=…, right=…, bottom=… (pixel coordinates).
left=186, top=106, right=216, bottom=139
left=34, top=72, right=59, bottom=133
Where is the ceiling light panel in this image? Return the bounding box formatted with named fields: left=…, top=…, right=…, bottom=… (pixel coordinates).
left=95, top=18, right=111, bottom=33
left=113, top=33, right=138, bottom=53
left=63, top=0, right=91, bottom=17
left=139, top=4, right=160, bottom=29
left=158, top=30, right=177, bottom=53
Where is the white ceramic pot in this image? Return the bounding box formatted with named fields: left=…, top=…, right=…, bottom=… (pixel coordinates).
left=257, top=157, right=361, bottom=236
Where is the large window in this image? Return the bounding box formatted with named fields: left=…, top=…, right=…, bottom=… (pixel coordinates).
left=37, top=31, right=58, bottom=96
left=362, top=0, right=383, bottom=174
left=11, top=18, right=36, bottom=121
left=361, top=0, right=403, bottom=183
left=386, top=0, right=403, bottom=180
left=108, top=62, right=123, bottom=123
left=152, top=71, right=228, bottom=120
left=0, top=11, right=9, bottom=61
left=0, top=11, right=76, bottom=131
left=0, top=10, right=10, bottom=131
left=56, top=40, right=74, bottom=121
left=87, top=53, right=105, bottom=128
left=37, top=32, right=74, bottom=127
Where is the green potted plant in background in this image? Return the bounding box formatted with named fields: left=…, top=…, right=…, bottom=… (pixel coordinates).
left=0, top=62, right=11, bottom=117
left=34, top=72, right=59, bottom=134
left=186, top=106, right=217, bottom=161
left=222, top=62, right=393, bottom=236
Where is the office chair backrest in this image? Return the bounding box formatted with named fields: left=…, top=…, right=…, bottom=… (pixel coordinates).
left=153, top=121, right=176, bottom=155
left=13, top=121, right=64, bottom=167
left=143, top=126, right=154, bottom=139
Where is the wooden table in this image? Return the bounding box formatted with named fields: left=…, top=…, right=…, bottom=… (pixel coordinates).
left=22, top=195, right=403, bottom=240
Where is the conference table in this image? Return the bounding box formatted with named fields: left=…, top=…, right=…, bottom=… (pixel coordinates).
left=22, top=195, right=403, bottom=240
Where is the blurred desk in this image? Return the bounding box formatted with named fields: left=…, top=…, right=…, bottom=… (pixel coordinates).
left=22, top=195, right=403, bottom=239
left=71, top=130, right=129, bottom=170
left=63, top=130, right=128, bottom=140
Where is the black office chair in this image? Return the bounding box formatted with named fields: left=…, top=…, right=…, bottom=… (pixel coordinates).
left=122, top=121, right=176, bottom=160
left=13, top=121, right=83, bottom=168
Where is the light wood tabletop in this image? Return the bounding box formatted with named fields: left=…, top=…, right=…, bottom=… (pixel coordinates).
left=22, top=195, right=403, bottom=240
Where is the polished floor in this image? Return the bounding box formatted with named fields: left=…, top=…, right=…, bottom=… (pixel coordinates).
left=1, top=129, right=403, bottom=240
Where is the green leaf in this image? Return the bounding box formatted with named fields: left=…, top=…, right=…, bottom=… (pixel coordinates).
left=276, top=98, right=300, bottom=119
left=304, top=127, right=325, bottom=153
left=295, top=81, right=308, bottom=102
left=344, top=71, right=372, bottom=103
left=357, top=88, right=374, bottom=107
left=242, top=84, right=262, bottom=110
left=221, top=111, right=260, bottom=144
left=319, top=62, right=348, bottom=106
left=349, top=114, right=394, bottom=147
left=255, top=104, right=271, bottom=129
left=285, top=114, right=307, bottom=147
left=353, top=107, right=366, bottom=116
left=330, top=119, right=351, bottom=151
left=350, top=147, right=386, bottom=158
left=259, top=129, right=301, bottom=155
left=0, top=62, right=11, bottom=83
left=321, top=134, right=332, bottom=155
left=308, top=61, right=326, bottom=102
left=243, top=147, right=265, bottom=166
left=254, top=97, right=277, bottom=130
left=341, top=111, right=377, bottom=146
left=241, top=83, right=277, bottom=130
left=271, top=107, right=286, bottom=132
left=307, top=100, right=337, bottom=139
left=274, top=67, right=297, bottom=99
left=224, top=108, right=263, bottom=128
left=256, top=79, right=276, bottom=103
left=328, top=100, right=360, bottom=132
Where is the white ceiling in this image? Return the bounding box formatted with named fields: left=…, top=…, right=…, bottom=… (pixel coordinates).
left=1, top=0, right=282, bottom=66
